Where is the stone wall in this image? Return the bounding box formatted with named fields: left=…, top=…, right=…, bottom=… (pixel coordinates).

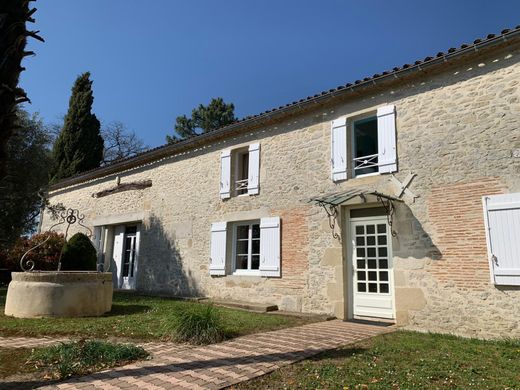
left=43, top=41, right=520, bottom=338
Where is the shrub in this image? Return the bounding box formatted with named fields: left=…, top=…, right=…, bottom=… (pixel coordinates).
left=0, top=232, right=65, bottom=271
left=60, top=232, right=97, bottom=271
left=174, top=304, right=226, bottom=345
left=29, top=340, right=148, bottom=379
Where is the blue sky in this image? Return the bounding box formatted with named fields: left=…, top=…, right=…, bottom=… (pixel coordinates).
left=21, top=1, right=520, bottom=147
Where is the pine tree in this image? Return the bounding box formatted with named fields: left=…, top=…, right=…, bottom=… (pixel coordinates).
left=51, top=72, right=103, bottom=181
left=0, top=0, right=44, bottom=180
left=167, top=97, right=235, bottom=143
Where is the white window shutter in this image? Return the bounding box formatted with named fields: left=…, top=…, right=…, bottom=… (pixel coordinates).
left=93, top=226, right=105, bottom=269
left=377, top=105, right=397, bottom=173
left=93, top=226, right=102, bottom=252
left=247, top=143, right=260, bottom=195
left=331, top=118, right=348, bottom=181
left=210, top=222, right=227, bottom=276
left=483, top=193, right=520, bottom=286
left=259, top=216, right=281, bottom=277
left=220, top=150, right=231, bottom=199
left=113, top=225, right=126, bottom=288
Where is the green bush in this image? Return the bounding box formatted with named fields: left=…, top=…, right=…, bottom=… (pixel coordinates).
left=29, top=340, right=148, bottom=379
left=60, top=232, right=97, bottom=271
left=0, top=232, right=66, bottom=271
left=174, top=304, right=225, bottom=345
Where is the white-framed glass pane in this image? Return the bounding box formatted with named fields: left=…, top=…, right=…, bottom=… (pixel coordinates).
left=251, top=255, right=260, bottom=270
left=252, top=224, right=260, bottom=238
left=251, top=239, right=260, bottom=255
left=236, top=240, right=249, bottom=255
left=236, top=255, right=248, bottom=269
left=236, top=225, right=249, bottom=239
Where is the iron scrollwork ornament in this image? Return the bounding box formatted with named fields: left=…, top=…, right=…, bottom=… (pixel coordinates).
left=20, top=208, right=93, bottom=272
left=317, top=201, right=341, bottom=242
left=376, top=195, right=398, bottom=237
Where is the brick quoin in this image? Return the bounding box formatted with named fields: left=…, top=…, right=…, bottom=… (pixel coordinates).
left=272, top=206, right=310, bottom=290
left=427, top=178, right=505, bottom=290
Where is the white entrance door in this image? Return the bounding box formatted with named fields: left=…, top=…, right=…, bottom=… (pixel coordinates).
left=351, top=216, right=394, bottom=319
left=113, top=224, right=140, bottom=290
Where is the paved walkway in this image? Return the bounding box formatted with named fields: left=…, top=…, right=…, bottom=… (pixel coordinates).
left=1, top=320, right=393, bottom=389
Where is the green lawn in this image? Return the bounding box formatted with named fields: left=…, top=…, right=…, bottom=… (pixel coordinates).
left=1, top=341, right=147, bottom=381
left=238, top=331, right=520, bottom=389
left=0, top=289, right=313, bottom=341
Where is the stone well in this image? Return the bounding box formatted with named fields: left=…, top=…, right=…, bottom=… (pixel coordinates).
left=4, top=272, right=113, bottom=318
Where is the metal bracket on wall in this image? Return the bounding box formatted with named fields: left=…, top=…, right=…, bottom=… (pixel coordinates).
left=376, top=195, right=398, bottom=237
left=316, top=201, right=341, bottom=242
left=390, top=172, right=418, bottom=202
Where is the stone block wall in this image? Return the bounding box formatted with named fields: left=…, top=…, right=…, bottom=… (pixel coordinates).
left=43, top=42, right=520, bottom=337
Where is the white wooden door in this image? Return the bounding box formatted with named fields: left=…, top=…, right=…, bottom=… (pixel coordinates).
left=351, top=216, right=394, bottom=319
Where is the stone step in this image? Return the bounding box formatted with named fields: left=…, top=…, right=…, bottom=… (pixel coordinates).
left=205, top=299, right=278, bottom=313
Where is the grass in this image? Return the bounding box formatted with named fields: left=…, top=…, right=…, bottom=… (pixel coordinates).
left=237, top=331, right=520, bottom=389
left=0, top=289, right=313, bottom=341
left=174, top=304, right=225, bottom=344
left=29, top=340, right=148, bottom=379
left=0, top=341, right=147, bottom=381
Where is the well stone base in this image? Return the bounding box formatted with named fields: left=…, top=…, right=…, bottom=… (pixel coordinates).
left=5, top=272, right=113, bottom=318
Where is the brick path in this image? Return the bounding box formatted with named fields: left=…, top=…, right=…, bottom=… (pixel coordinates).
left=1, top=320, right=393, bottom=389
left=0, top=336, right=70, bottom=349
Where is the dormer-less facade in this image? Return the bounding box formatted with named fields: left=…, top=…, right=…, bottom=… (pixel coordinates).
left=42, top=28, right=520, bottom=338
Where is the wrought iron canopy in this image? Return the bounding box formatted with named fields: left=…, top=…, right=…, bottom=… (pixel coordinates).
left=309, top=188, right=402, bottom=241
left=309, top=188, right=403, bottom=206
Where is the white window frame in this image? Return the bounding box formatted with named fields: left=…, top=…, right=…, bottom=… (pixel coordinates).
left=231, top=220, right=261, bottom=276
left=351, top=114, right=380, bottom=178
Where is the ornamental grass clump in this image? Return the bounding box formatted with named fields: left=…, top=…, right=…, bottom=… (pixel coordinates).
left=29, top=340, right=148, bottom=379
left=175, top=304, right=225, bottom=345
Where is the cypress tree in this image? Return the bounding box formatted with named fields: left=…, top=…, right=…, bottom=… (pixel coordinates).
left=0, top=0, right=44, bottom=180
left=51, top=72, right=103, bottom=181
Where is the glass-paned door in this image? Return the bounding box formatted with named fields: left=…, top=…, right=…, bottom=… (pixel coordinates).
left=351, top=216, right=394, bottom=319
left=119, top=225, right=139, bottom=290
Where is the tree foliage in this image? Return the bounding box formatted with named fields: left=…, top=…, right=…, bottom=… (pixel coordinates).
left=0, top=0, right=44, bottom=180
left=167, top=97, right=235, bottom=142
left=0, top=110, right=53, bottom=250
left=51, top=72, right=103, bottom=181
left=0, top=231, right=65, bottom=271
left=102, top=121, right=147, bottom=164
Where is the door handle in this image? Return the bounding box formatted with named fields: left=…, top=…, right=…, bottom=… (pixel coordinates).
left=491, top=254, right=498, bottom=266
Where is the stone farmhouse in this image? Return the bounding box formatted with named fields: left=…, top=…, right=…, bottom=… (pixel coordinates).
left=42, top=27, right=520, bottom=338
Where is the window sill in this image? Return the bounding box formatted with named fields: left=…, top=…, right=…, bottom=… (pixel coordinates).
left=231, top=270, right=261, bottom=277
left=353, top=171, right=380, bottom=179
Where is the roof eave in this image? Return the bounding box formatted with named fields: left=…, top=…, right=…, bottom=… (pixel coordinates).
left=48, top=28, right=520, bottom=192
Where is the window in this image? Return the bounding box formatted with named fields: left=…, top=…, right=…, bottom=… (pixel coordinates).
left=330, top=105, right=397, bottom=182
left=220, top=143, right=260, bottom=199
left=234, top=149, right=250, bottom=196
left=352, top=116, right=378, bottom=176
left=209, top=217, right=281, bottom=277
left=233, top=222, right=260, bottom=273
